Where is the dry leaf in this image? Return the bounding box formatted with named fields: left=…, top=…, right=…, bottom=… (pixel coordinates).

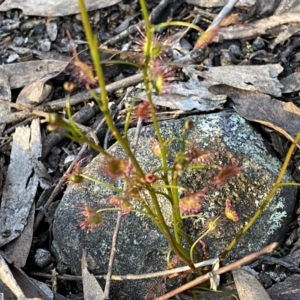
left=0, top=254, right=25, bottom=299
left=184, top=0, right=255, bottom=8
left=0, top=0, right=122, bottom=17
left=213, top=13, right=300, bottom=42
left=209, top=85, right=300, bottom=145
left=197, top=64, right=283, bottom=97
left=1, top=251, right=52, bottom=299
left=233, top=269, right=271, bottom=300
left=246, top=0, right=281, bottom=18
left=0, top=60, right=68, bottom=89
left=274, top=0, right=300, bottom=15
left=16, top=72, right=57, bottom=108
left=0, top=70, right=11, bottom=135
left=81, top=251, right=104, bottom=300
left=137, top=68, right=227, bottom=111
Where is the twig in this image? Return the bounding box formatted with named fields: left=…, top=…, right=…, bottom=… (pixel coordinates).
left=103, top=211, right=123, bottom=299
left=30, top=257, right=219, bottom=281
left=103, top=112, right=143, bottom=298
left=103, top=20, right=144, bottom=46
left=0, top=73, right=143, bottom=125
left=208, top=0, right=239, bottom=31
left=157, top=242, right=278, bottom=300
left=103, top=0, right=174, bottom=46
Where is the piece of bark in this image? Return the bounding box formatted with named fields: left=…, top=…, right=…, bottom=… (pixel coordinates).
left=0, top=70, right=11, bottom=135
left=0, top=119, right=41, bottom=247
left=3, top=203, right=35, bottom=267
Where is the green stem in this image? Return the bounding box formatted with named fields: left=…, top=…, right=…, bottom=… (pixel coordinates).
left=138, top=0, right=186, bottom=259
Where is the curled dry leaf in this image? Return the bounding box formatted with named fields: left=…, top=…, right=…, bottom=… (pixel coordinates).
left=16, top=73, right=56, bottom=108
left=213, top=13, right=300, bottom=42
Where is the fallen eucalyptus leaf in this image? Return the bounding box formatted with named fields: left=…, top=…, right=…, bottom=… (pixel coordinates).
left=197, top=64, right=283, bottom=97
left=0, top=253, right=25, bottom=299
left=274, top=0, right=300, bottom=15
left=247, top=0, right=281, bottom=18
left=0, top=70, right=11, bottom=135
left=233, top=268, right=271, bottom=300
left=0, top=60, right=68, bottom=89
left=209, top=85, right=300, bottom=145
left=16, top=72, right=56, bottom=108
left=3, top=203, right=35, bottom=267
left=0, top=0, right=122, bottom=17
left=81, top=251, right=104, bottom=300
left=184, top=0, right=255, bottom=8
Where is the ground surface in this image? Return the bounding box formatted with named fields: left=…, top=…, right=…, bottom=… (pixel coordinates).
left=0, top=0, right=300, bottom=299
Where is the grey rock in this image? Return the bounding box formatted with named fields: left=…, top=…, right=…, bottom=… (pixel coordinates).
left=267, top=274, right=300, bottom=300
left=52, top=112, right=297, bottom=299
left=13, top=36, right=24, bottom=46
left=6, top=53, right=19, bottom=63
left=46, top=22, right=57, bottom=41
left=39, top=39, right=51, bottom=52
left=34, top=248, right=52, bottom=268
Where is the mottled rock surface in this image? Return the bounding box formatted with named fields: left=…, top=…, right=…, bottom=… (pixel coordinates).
left=267, top=274, right=300, bottom=300
left=52, top=111, right=297, bottom=299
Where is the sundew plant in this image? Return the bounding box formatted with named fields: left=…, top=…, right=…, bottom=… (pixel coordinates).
left=46, top=0, right=300, bottom=271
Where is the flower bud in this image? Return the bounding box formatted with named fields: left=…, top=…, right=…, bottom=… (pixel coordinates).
left=67, top=173, right=83, bottom=184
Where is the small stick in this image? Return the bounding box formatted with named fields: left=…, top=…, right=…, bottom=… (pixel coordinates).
left=30, top=257, right=219, bottom=281
left=103, top=211, right=122, bottom=299
left=0, top=73, right=143, bottom=125
left=103, top=0, right=172, bottom=46
left=158, top=242, right=278, bottom=300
